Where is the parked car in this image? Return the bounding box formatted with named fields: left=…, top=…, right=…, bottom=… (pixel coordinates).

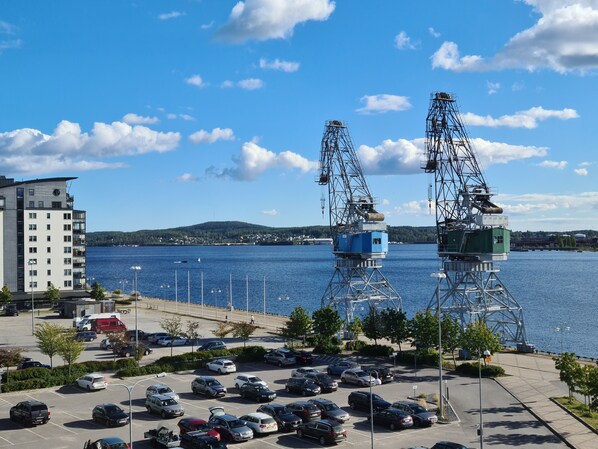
left=207, top=359, right=236, bottom=374
left=239, top=383, right=277, bottom=402
left=263, top=349, right=296, bottom=366
left=363, top=366, right=394, bottom=384
left=75, top=331, right=97, bottom=342
left=83, top=437, right=129, bottom=449
left=76, top=373, right=107, bottom=391
left=285, top=401, right=322, bottom=423
left=368, top=408, right=413, bottom=430
left=145, top=394, right=185, bottom=419
left=285, top=377, right=321, bottom=396
left=17, top=360, right=50, bottom=370
left=177, top=417, right=221, bottom=439
left=340, top=368, right=379, bottom=387
left=304, top=372, right=338, bottom=393
left=291, top=367, right=320, bottom=377
left=233, top=373, right=267, bottom=390
left=208, top=407, right=253, bottom=442
left=256, top=403, right=302, bottom=432
left=308, top=398, right=350, bottom=423
left=197, top=340, right=227, bottom=351
left=125, top=329, right=147, bottom=341
left=114, top=343, right=152, bottom=357
left=391, top=401, right=438, bottom=427
left=4, top=303, right=18, bottom=316
left=180, top=433, right=227, bottom=449
left=326, top=360, right=360, bottom=376
left=239, top=412, right=278, bottom=435
left=296, top=419, right=347, bottom=445
left=290, top=350, right=314, bottom=365
left=9, top=400, right=50, bottom=426
left=159, top=336, right=189, bottom=346
left=100, top=338, right=115, bottom=350
left=347, top=391, right=391, bottom=412
left=146, top=384, right=179, bottom=401
left=431, top=442, right=471, bottom=449
left=148, top=332, right=169, bottom=344
left=192, top=376, right=227, bottom=398
left=91, top=403, right=129, bottom=427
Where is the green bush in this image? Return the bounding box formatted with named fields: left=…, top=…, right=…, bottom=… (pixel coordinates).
left=345, top=340, right=367, bottom=351
left=313, top=339, right=341, bottom=355
left=456, top=362, right=505, bottom=378
left=358, top=344, right=394, bottom=357
left=235, top=346, right=267, bottom=363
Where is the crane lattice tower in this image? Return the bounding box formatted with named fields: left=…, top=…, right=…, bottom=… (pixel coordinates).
left=423, top=92, right=532, bottom=350
left=317, top=120, right=402, bottom=324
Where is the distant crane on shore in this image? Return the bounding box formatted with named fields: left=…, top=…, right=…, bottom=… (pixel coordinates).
left=423, top=92, right=532, bottom=350
left=317, top=120, right=402, bottom=324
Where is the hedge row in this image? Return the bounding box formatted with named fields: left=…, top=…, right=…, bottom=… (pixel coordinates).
left=456, top=362, right=505, bottom=378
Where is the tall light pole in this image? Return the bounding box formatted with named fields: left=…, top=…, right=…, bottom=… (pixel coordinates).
left=479, top=349, right=484, bottom=449
left=110, top=372, right=166, bottom=449
left=431, top=270, right=446, bottom=419
left=201, top=272, right=204, bottom=316
left=263, top=276, right=266, bottom=319
left=210, top=288, right=221, bottom=319
left=130, top=266, right=141, bottom=351
left=28, top=259, right=37, bottom=336
left=174, top=268, right=178, bottom=312
left=555, top=323, right=570, bottom=354
left=369, top=369, right=378, bottom=449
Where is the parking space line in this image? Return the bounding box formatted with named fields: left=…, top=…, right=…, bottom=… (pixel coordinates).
left=0, top=434, right=14, bottom=445
left=48, top=421, right=78, bottom=434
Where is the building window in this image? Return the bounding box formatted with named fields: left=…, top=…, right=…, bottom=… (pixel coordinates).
left=64, top=269, right=72, bottom=276
left=47, top=258, right=51, bottom=264
left=63, top=280, right=72, bottom=287
left=47, top=270, right=51, bottom=276
left=28, top=269, right=37, bottom=276
left=29, top=236, right=37, bottom=242
left=29, top=247, right=37, bottom=253
left=29, top=201, right=35, bottom=208
left=46, top=213, right=51, bottom=219
left=64, top=224, right=71, bottom=231
left=63, top=213, right=71, bottom=220
left=29, top=224, right=37, bottom=231
left=47, top=247, right=51, bottom=253
left=29, top=212, right=37, bottom=219
left=47, top=236, right=51, bottom=242
left=38, top=201, right=44, bottom=208
left=29, top=281, right=38, bottom=288
left=28, top=188, right=35, bottom=195
left=63, top=247, right=71, bottom=254
left=47, top=281, right=52, bottom=287
left=47, top=224, right=51, bottom=230
left=64, top=258, right=71, bottom=264
left=63, top=235, right=72, bottom=242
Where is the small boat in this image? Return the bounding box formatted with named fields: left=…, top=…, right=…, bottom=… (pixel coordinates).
left=174, top=260, right=188, bottom=264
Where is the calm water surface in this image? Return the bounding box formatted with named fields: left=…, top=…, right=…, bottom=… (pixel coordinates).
left=87, top=244, right=598, bottom=358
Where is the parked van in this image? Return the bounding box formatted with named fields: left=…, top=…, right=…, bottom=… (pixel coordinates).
left=75, top=313, right=121, bottom=331
left=91, top=318, right=126, bottom=334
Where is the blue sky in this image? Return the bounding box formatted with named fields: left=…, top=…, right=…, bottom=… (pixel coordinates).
left=1, top=0, right=596, bottom=232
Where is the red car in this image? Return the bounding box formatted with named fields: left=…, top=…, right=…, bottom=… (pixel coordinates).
left=292, top=350, right=314, bottom=365
left=177, top=417, right=221, bottom=440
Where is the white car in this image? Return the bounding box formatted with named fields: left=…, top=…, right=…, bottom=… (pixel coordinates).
left=233, top=373, right=267, bottom=390
left=145, top=384, right=179, bottom=401
left=291, top=367, right=320, bottom=377
left=340, top=368, right=380, bottom=387
left=76, top=373, right=107, bottom=391
left=207, top=359, right=237, bottom=374
left=159, top=337, right=188, bottom=346
left=239, top=412, right=278, bottom=435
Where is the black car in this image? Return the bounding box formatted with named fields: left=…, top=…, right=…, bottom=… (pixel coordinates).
left=304, top=372, right=338, bottom=393
left=431, top=442, right=472, bottom=449
left=285, top=377, right=321, bottom=396
left=256, top=403, right=302, bottom=432
left=347, top=391, right=391, bottom=412
left=308, top=398, right=350, bottom=423
left=92, top=403, right=129, bottom=427
left=17, top=360, right=51, bottom=370
left=291, top=350, right=314, bottom=365
left=9, top=400, right=50, bottom=426
left=239, top=383, right=277, bottom=402
left=197, top=340, right=227, bottom=351
left=369, top=408, right=413, bottom=430
left=391, top=401, right=438, bottom=427
left=363, top=366, right=394, bottom=384
left=285, top=401, right=322, bottom=423
left=114, top=343, right=152, bottom=357
left=297, top=419, right=347, bottom=445
left=125, top=329, right=147, bottom=341
left=4, top=303, right=18, bottom=316
left=180, top=433, right=228, bottom=449
left=192, top=376, right=227, bottom=398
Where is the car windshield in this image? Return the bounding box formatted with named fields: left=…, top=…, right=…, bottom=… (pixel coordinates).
left=354, top=370, right=368, bottom=377
left=277, top=408, right=292, bottom=416
left=332, top=424, right=344, bottom=432
left=262, top=417, right=275, bottom=424
left=206, top=380, right=219, bottom=386
left=223, top=362, right=234, bottom=367
left=30, top=404, right=47, bottom=411
left=323, top=403, right=339, bottom=411
left=108, top=443, right=128, bottom=449
left=248, top=376, right=261, bottom=382
left=105, top=405, right=123, bottom=414
left=92, top=377, right=105, bottom=383
left=410, top=404, right=427, bottom=413
left=305, top=381, right=317, bottom=388
left=228, top=419, right=245, bottom=428
left=317, top=374, right=332, bottom=382
left=371, top=394, right=383, bottom=401
left=158, top=387, right=172, bottom=394
left=162, top=399, right=178, bottom=406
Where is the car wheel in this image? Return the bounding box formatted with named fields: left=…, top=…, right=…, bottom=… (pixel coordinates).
left=218, top=369, right=223, bottom=374
left=285, top=386, right=291, bottom=393
left=327, top=369, right=332, bottom=375
left=340, top=377, right=346, bottom=384
left=193, top=387, right=199, bottom=395
left=146, top=406, right=152, bottom=414
left=297, top=429, right=303, bottom=438
left=389, top=422, right=396, bottom=431
left=87, top=385, right=91, bottom=391
left=319, top=436, right=327, bottom=445
left=359, top=381, right=366, bottom=387
left=9, top=412, right=14, bottom=421
left=278, top=361, right=282, bottom=367
left=235, top=384, right=241, bottom=390
left=349, top=402, right=356, bottom=410
left=161, top=411, right=166, bottom=419
left=301, top=390, right=307, bottom=397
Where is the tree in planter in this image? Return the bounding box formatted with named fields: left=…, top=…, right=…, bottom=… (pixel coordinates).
left=90, top=281, right=106, bottom=301
left=441, top=315, right=462, bottom=369
left=409, top=310, right=438, bottom=352
left=280, top=306, right=313, bottom=347
left=56, top=330, right=85, bottom=375
left=555, top=352, right=580, bottom=399
left=362, top=307, right=384, bottom=345
left=459, top=320, right=501, bottom=362
left=346, top=317, right=363, bottom=341
left=231, top=322, right=258, bottom=347
left=212, top=322, right=233, bottom=339
left=44, top=283, right=61, bottom=303
left=161, top=316, right=184, bottom=357
left=0, top=284, right=12, bottom=307
left=312, top=307, right=343, bottom=353
left=380, top=308, right=409, bottom=354
left=0, top=348, right=26, bottom=388
left=183, top=321, right=202, bottom=354
left=34, top=322, right=63, bottom=368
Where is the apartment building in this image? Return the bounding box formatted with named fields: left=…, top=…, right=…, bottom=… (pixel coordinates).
left=0, top=176, right=86, bottom=297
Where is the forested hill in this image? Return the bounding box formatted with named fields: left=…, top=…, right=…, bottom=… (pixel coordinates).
left=86, top=221, right=437, bottom=246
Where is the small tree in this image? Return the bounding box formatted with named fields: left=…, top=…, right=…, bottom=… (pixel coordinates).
left=34, top=322, right=63, bottom=368
left=0, top=347, right=26, bottom=387
left=161, top=316, right=184, bottom=357
left=106, top=331, right=128, bottom=360
left=0, top=284, right=12, bottom=307
left=459, top=320, right=501, bottom=361
left=441, top=315, right=463, bottom=369
left=90, top=281, right=106, bottom=301
left=312, top=307, right=343, bottom=340
left=212, top=322, right=233, bottom=339
left=362, top=307, right=384, bottom=345
left=57, top=330, right=85, bottom=375
left=555, top=352, right=579, bottom=399
left=380, top=308, right=409, bottom=353
left=280, top=306, right=313, bottom=347
left=346, top=317, right=363, bottom=341
left=409, top=310, right=438, bottom=352
left=231, top=321, right=258, bottom=347
left=183, top=321, right=202, bottom=354
left=44, top=283, right=61, bottom=303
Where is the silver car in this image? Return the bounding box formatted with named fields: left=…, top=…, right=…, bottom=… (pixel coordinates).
left=145, top=394, right=185, bottom=419
left=340, top=368, right=379, bottom=387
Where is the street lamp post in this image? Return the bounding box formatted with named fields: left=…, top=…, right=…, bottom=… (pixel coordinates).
left=210, top=288, right=221, bottom=319
left=478, top=349, right=485, bottom=449
left=555, top=324, right=570, bottom=354
left=369, top=370, right=377, bottom=449
left=431, top=271, right=446, bottom=419
left=110, top=372, right=166, bottom=449
left=28, top=259, right=37, bottom=336
left=130, top=266, right=141, bottom=351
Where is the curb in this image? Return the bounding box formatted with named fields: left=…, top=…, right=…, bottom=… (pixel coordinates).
left=550, top=398, right=598, bottom=435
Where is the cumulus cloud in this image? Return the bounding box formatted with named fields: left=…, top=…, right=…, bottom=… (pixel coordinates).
left=186, top=74, right=205, bottom=87
left=498, top=191, right=598, bottom=216
left=201, top=21, right=215, bottom=30
left=216, top=0, right=335, bottom=43
left=487, top=82, right=500, bottom=95
left=574, top=168, right=589, bottom=175
left=431, top=1, right=598, bottom=73
left=189, top=128, right=235, bottom=144
left=394, top=200, right=430, bottom=216
left=238, top=78, right=264, bottom=90
left=394, top=31, right=417, bottom=50
left=122, top=113, right=160, bottom=125
left=158, top=11, right=185, bottom=20
left=259, top=58, right=300, bottom=72
left=0, top=19, right=22, bottom=51
left=428, top=27, right=440, bottom=38
left=262, top=209, right=278, bottom=216
left=207, top=141, right=318, bottom=181
left=462, top=106, right=579, bottom=129
left=0, top=120, right=180, bottom=175
left=356, top=94, right=412, bottom=114
left=176, top=173, right=199, bottom=182
left=538, top=160, right=568, bottom=169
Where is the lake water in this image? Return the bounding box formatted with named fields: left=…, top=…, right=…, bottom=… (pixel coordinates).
left=87, top=244, right=598, bottom=359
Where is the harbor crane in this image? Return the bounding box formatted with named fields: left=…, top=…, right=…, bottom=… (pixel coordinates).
left=423, top=92, right=532, bottom=350
left=317, top=120, right=401, bottom=324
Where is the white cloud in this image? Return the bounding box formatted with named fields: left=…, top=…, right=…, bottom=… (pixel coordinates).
left=238, top=78, right=264, bottom=90
left=0, top=20, right=21, bottom=51
left=394, top=200, right=430, bottom=216
left=428, top=27, right=440, bottom=38
left=356, top=94, right=412, bottom=114
left=176, top=173, right=199, bottom=182
left=431, top=1, right=598, bottom=73
left=0, top=120, right=180, bottom=175
left=579, top=161, right=592, bottom=167
left=512, top=81, right=525, bottom=91
left=179, top=114, right=195, bottom=121
left=574, top=168, right=589, bottom=176
left=259, top=58, right=300, bottom=72
left=462, top=106, right=579, bottom=129
left=186, top=74, right=205, bottom=87
left=216, top=0, right=335, bottom=43
left=394, top=31, right=417, bottom=50
left=221, top=80, right=234, bottom=88
left=262, top=209, right=278, bottom=216
left=158, top=11, right=185, bottom=20
left=166, top=113, right=177, bottom=120
left=122, top=113, right=160, bottom=125
left=189, top=128, right=235, bottom=144
left=487, top=81, right=500, bottom=95
left=201, top=21, right=215, bottom=30
left=538, top=160, right=568, bottom=169
left=498, top=191, right=598, bottom=216
left=208, top=141, right=318, bottom=181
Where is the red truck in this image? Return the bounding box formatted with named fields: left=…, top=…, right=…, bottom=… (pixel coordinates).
left=91, top=318, right=127, bottom=334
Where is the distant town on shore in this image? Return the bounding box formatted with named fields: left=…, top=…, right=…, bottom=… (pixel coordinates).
left=87, top=221, right=598, bottom=250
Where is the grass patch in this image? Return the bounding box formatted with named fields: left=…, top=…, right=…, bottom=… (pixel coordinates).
left=553, top=396, right=598, bottom=430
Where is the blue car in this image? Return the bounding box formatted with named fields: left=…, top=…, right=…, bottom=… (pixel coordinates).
left=326, top=361, right=360, bottom=376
